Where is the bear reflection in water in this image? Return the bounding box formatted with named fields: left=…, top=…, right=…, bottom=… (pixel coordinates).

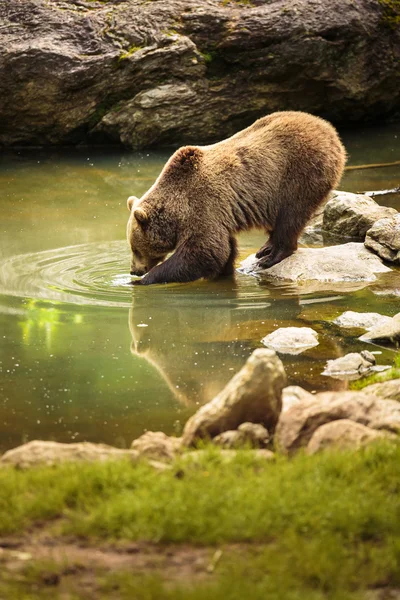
left=128, top=282, right=346, bottom=407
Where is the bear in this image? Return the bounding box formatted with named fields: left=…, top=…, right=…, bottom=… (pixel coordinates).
left=127, top=111, right=346, bottom=285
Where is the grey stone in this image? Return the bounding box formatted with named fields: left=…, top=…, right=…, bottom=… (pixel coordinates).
left=322, top=192, right=397, bottom=240
left=213, top=423, right=270, bottom=449
left=322, top=352, right=378, bottom=381
left=276, top=391, right=400, bottom=455
left=362, top=379, right=400, bottom=402
left=282, top=386, right=314, bottom=413
left=182, top=349, right=286, bottom=446
left=261, top=327, right=319, bottom=355
left=333, top=310, right=392, bottom=330
left=365, top=214, right=400, bottom=264
left=360, top=313, right=400, bottom=346
left=131, top=431, right=182, bottom=462
left=306, top=419, right=393, bottom=455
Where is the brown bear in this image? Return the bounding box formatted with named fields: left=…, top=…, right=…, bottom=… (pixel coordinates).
left=127, top=111, right=346, bottom=285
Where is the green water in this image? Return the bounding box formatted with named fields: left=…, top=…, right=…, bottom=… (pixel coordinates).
left=0, top=124, right=399, bottom=453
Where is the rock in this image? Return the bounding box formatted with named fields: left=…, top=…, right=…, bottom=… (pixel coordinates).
left=213, top=423, right=270, bottom=449
left=238, top=243, right=391, bottom=294
left=182, top=349, right=286, bottom=446
left=131, top=431, right=182, bottom=462
left=360, top=313, right=400, bottom=346
left=322, top=192, right=397, bottom=240
left=365, top=214, right=400, bottom=264
left=275, top=391, right=400, bottom=455
left=0, top=440, right=139, bottom=469
left=261, top=327, right=319, bottom=355
left=333, top=310, right=392, bottom=330
left=362, top=379, right=400, bottom=402
left=322, top=351, right=380, bottom=381
left=282, top=386, right=314, bottom=412
left=1, top=1, right=400, bottom=148
left=306, top=419, right=393, bottom=454
left=180, top=448, right=275, bottom=465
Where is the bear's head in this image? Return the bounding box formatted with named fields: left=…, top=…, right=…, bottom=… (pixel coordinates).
left=126, top=195, right=177, bottom=277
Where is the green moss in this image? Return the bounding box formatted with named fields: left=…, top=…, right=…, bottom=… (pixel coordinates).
left=378, top=0, right=400, bottom=28
left=350, top=352, right=400, bottom=390
left=118, top=44, right=143, bottom=62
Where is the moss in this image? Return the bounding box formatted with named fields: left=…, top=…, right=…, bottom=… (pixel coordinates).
left=118, top=45, right=143, bottom=62
left=378, top=0, right=400, bottom=28
left=350, top=352, right=400, bottom=390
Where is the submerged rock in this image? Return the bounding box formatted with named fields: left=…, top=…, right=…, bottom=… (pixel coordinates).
left=365, top=214, right=400, bottom=265
left=1, top=0, right=400, bottom=148
left=333, top=310, right=392, bottom=330
left=322, top=192, right=397, bottom=240
left=238, top=243, right=391, bottom=293
left=360, top=313, right=400, bottom=346
left=261, top=327, right=319, bottom=355
left=131, top=431, right=182, bottom=462
left=306, top=419, right=393, bottom=454
left=0, top=440, right=139, bottom=468
left=276, top=391, right=400, bottom=455
left=213, top=423, right=270, bottom=449
left=322, top=351, right=383, bottom=381
left=182, top=349, right=286, bottom=446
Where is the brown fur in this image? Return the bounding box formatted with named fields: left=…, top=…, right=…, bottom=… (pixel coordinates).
left=127, top=111, right=346, bottom=285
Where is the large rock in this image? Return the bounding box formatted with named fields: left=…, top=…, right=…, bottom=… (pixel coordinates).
left=362, top=379, right=400, bottom=402
left=282, top=386, right=314, bottom=412
left=276, top=391, right=400, bottom=455
left=238, top=243, right=391, bottom=294
left=131, top=431, right=182, bottom=462
left=360, top=312, right=400, bottom=346
left=182, top=349, right=286, bottom=446
left=0, top=440, right=139, bottom=468
left=261, top=327, right=319, bottom=355
left=306, top=419, right=393, bottom=454
left=333, top=310, right=392, bottom=330
left=365, top=214, right=400, bottom=264
left=213, top=423, right=270, bottom=449
left=322, top=351, right=379, bottom=381
left=1, top=0, right=400, bottom=148
left=322, top=192, right=397, bottom=240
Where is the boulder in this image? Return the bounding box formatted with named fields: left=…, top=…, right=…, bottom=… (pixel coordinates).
left=322, top=351, right=380, bottom=381
left=213, top=423, right=270, bottom=449
left=282, top=386, right=314, bottom=412
left=1, top=0, right=400, bottom=148
left=182, top=349, right=286, bottom=446
left=333, top=310, right=392, bottom=330
left=306, top=419, right=393, bottom=454
left=365, top=214, right=400, bottom=264
left=322, top=192, right=397, bottom=240
left=0, top=440, right=139, bottom=469
left=238, top=243, right=391, bottom=294
left=261, top=327, right=319, bottom=355
left=362, top=379, right=400, bottom=402
left=360, top=313, right=400, bottom=346
left=275, top=391, right=400, bottom=455
left=131, top=431, right=182, bottom=462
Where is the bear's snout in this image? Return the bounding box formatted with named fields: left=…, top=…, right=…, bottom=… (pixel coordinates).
left=130, top=266, right=148, bottom=277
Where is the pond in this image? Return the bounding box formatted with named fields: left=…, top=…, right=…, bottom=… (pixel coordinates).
left=0, top=123, right=399, bottom=453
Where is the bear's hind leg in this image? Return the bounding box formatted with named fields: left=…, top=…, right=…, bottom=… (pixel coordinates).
left=220, top=237, right=238, bottom=276
left=256, top=205, right=303, bottom=270
left=255, top=238, right=274, bottom=259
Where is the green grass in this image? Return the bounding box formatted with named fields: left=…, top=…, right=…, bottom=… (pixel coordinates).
left=1, top=443, right=400, bottom=597
left=350, top=352, right=400, bottom=390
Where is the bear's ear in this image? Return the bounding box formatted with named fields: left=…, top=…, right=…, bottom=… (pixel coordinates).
left=127, top=195, right=139, bottom=211
left=174, top=146, right=202, bottom=172
left=134, top=208, right=149, bottom=227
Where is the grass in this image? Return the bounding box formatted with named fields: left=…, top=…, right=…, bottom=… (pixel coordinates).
left=1, top=442, right=400, bottom=599
left=350, top=352, right=400, bottom=390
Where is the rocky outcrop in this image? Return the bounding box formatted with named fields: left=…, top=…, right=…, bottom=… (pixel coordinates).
left=182, top=349, right=286, bottom=446
left=306, top=419, right=393, bottom=454
left=213, top=423, right=270, bottom=449
left=0, top=440, right=139, bottom=468
left=282, top=386, right=314, bottom=412
left=365, top=214, right=400, bottom=265
left=238, top=243, right=391, bottom=294
left=276, top=391, right=400, bottom=455
left=333, top=310, right=392, bottom=330
left=261, top=327, right=319, bottom=355
left=131, top=431, right=182, bottom=462
left=322, top=192, right=397, bottom=240
left=362, top=379, right=400, bottom=402
left=360, top=312, right=400, bottom=346
left=1, top=0, right=400, bottom=148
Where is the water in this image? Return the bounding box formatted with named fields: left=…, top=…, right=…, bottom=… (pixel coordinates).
left=0, top=124, right=399, bottom=453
